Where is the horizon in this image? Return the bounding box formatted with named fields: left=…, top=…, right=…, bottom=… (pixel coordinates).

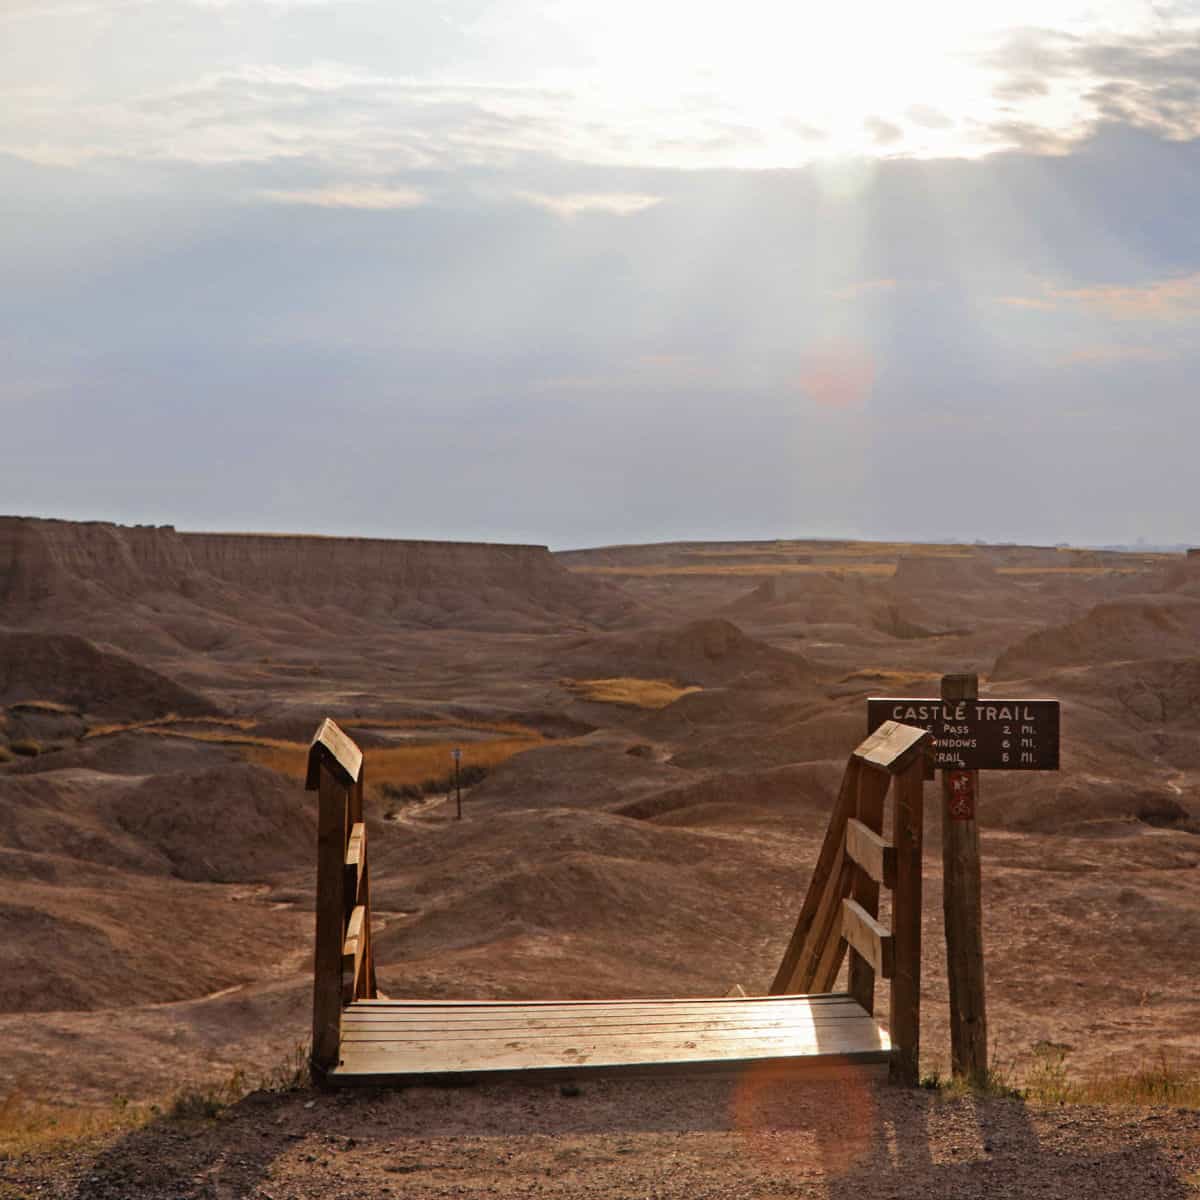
left=5, top=510, right=1192, bottom=556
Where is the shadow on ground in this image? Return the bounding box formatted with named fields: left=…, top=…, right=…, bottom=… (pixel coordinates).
left=39, top=1068, right=1197, bottom=1199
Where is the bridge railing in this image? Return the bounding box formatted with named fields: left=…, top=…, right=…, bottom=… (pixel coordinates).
left=769, top=720, right=930, bottom=1085
left=308, top=718, right=377, bottom=1075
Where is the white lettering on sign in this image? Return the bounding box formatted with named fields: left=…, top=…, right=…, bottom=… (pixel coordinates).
left=890, top=702, right=969, bottom=723
left=974, top=704, right=1036, bottom=722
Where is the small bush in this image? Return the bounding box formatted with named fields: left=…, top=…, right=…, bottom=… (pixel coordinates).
left=9, top=739, right=41, bottom=758
left=258, top=1042, right=310, bottom=1093
left=381, top=782, right=424, bottom=803
left=1025, top=1043, right=1072, bottom=1104
left=168, top=1045, right=311, bottom=1121
left=0, top=746, right=12, bottom=764
left=459, top=763, right=488, bottom=788
left=917, top=1056, right=1022, bottom=1100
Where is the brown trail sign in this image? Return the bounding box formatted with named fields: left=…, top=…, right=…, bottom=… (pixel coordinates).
left=867, top=676, right=1061, bottom=1085
left=867, top=697, right=1059, bottom=771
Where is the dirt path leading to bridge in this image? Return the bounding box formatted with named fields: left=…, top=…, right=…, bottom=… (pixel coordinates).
left=6, top=1076, right=1200, bottom=1200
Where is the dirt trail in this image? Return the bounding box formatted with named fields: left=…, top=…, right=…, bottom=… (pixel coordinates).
left=8, top=1077, right=1200, bottom=1199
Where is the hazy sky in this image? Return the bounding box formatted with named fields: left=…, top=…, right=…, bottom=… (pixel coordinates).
left=3, top=2, right=1199, bottom=548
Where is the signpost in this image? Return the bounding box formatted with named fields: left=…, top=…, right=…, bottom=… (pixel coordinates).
left=452, top=747, right=462, bottom=821
left=868, top=676, right=1060, bottom=1085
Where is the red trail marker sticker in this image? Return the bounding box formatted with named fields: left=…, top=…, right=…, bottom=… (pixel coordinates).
left=947, top=771, right=975, bottom=820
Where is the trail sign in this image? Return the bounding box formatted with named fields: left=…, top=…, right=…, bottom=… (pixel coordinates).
left=867, top=697, right=1060, bottom=771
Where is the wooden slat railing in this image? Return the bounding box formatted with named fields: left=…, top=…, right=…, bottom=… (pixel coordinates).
left=308, top=718, right=377, bottom=1075
left=769, top=720, right=930, bottom=1085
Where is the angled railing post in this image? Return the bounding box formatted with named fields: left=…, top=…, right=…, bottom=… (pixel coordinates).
left=771, top=720, right=929, bottom=1085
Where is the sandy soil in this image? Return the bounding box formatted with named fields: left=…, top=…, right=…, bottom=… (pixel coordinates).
left=6, top=1076, right=1200, bottom=1199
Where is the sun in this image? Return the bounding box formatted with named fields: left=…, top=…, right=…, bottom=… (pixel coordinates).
left=519, top=0, right=1155, bottom=165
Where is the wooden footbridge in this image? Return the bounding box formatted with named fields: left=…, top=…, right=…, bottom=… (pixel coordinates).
left=308, top=717, right=931, bottom=1087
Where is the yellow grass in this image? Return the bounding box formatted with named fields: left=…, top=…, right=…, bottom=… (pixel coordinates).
left=85, top=713, right=533, bottom=740
left=145, top=727, right=296, bottom=751
left=1023, top=1047, right=1200, bottom=1107
left=685, top=541, right=973, bottom=559
left=241, top=735, right=546, bottom=787
left=838, top=669, right=940, bottom=686
left=345, top=715, right=540, bottom=736
left=562, top=677, right=702, bottom=709
left=80, top=713, right=550, bottom=791
left=996, top=566, right=1143, bottom=576
left=85, top=714, right=256, bottom=739
left=568, top=563, right=896, bottom=578
left=0, top=1088, right=150, bottom=1158
left=7, top=700, right=79, bottom=715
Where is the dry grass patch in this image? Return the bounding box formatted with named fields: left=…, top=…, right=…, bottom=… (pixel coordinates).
left=562, top=677, right=703, bottom=709
left=80, top=711, right=551, bottom=795
left=1025, top=1047, right=1200, bottom=1107
left=8, top=700, right=80, bottom=716
left=996, top=566, right=1143, bottom=576
left=0, top=1088, right=150, bottom=1158
left=569, top=563, right=896, bottom=578
left=242, top=734, right=547, bottom=789
left=838, top=669, right=940, bottom=687
left=347, top=715, right=539, bottom=736
left=924, top=1046, right=1200, bottom=1108
left=85, top=714, right=256, bottom=739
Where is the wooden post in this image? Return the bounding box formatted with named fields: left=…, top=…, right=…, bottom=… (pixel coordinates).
left=360, top=764, right=378, bottom=997
left=889, top=752, right=924, bottom=1085
left=941, top=672, right=988, bottom=1084
left=847, top=765, right=889, bottom=1015
left=312, top=760, right=348, bottom=1072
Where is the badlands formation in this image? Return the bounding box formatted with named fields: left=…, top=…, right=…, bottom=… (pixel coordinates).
left=2, top=516, right=1200, bottom=1194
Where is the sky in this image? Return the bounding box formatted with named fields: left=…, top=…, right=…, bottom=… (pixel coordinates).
left=3, top=1, right=1199, bottom=549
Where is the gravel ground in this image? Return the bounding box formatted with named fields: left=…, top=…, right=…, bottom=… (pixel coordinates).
left=6, top=1073, right=1200, bottom=1199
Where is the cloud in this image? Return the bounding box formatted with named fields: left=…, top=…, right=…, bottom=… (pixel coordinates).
left=514, top=191, right=662, bottom=218
left=7, top=6, right=1200, bottom=173
left=906, top=105, right=953, bottom=130
left=1055, top=344, right=1175, bottom=367
left=1057, top=274, right=1200, bottom=319
left=832, top=279, right=898, bottom=301
left=980, top=25, right=1200, bottom=150
left=864, top=116, right=903, bottom=145
left=991, top=76, right=1050, bottom=102
left=256, top=184, right=428, bottom=209
left=1000, top=273, right=1200, bottom=319
left=996, top=294, right=1059, bottom=311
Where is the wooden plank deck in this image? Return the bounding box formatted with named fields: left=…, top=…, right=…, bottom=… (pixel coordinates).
left=325, top=993, right=891, bottom=1085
